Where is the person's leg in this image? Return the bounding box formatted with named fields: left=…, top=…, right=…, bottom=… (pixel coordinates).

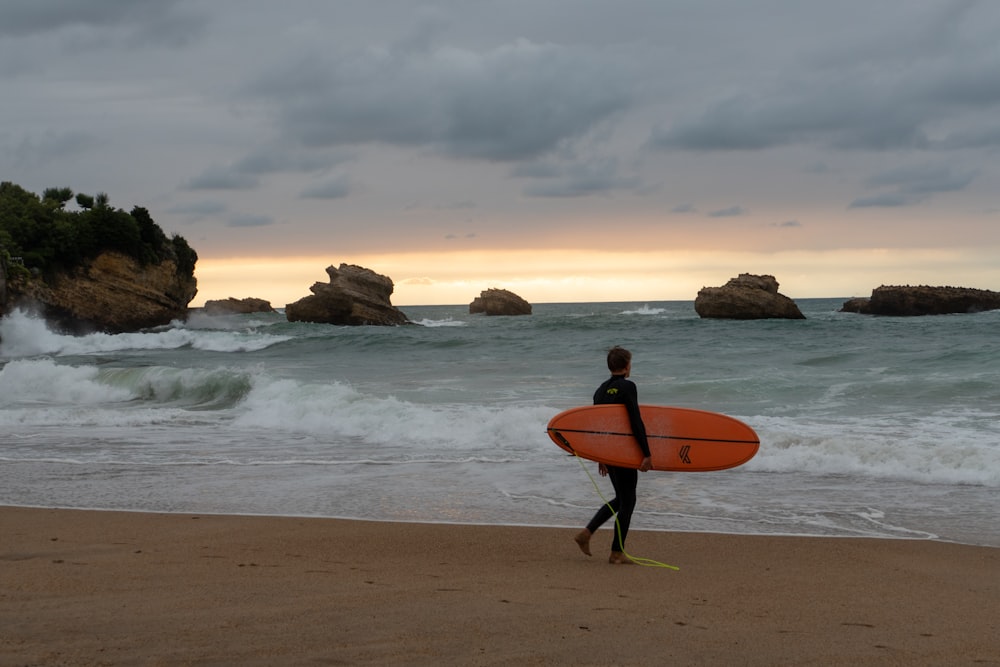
left=607, top=466, right=637, bottom=560
left=576, top=495, right=620, bottom=556
left=586, top=499, right=617, bottom=535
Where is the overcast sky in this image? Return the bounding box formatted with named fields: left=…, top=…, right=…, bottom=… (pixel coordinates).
left=2, top=1, right=999, bottom=305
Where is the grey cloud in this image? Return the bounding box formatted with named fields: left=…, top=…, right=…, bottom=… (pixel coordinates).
left=0, top=0, right=206, bottom=47
left=708, top=206, right=746, bottom=218
left=772, top=220, right=802, bottom=228
left=4, top=0, right=997, bottom=265
left=246, top=38, right=633, bottom=161
left=227, top=213, right=273, bottom=228
left=1, top=0, right=164, bottom=34
left=393, top=6, right=452, bottom=55
left=166, top=201, right=227, bottom=217
left=849, top=193, right=916, bottom=208
left=185, top=166, right=259, bottom=191
left=647, top=3, right=999, bottom=154
left=509, top=162, right=562, bottom=179
left=804, top=162, right=832, bottom=174
left=11, top=130, right=103, bottom=167
left=937, top=123, right=1000, bottom=150
left=235, top=147, right=353, bottom=175
left=517, top=158, right=640, bottom=198
left=866, top=164, right=976, bottom=195
left=300, top=178, right=352, bottom=200
left=185, top=147, right=354, bottom=193
left=649, top=87, right=931, bottom=152
left=849, top=163, right=977, bottom=208
left=437, top=201, right=476, bottom=210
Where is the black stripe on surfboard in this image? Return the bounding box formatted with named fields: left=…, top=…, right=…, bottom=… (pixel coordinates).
left=548, top=427, right=759, bottom=445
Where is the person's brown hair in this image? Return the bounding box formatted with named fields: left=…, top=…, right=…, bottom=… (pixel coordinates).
left=606, top=346, right=632, bottom=373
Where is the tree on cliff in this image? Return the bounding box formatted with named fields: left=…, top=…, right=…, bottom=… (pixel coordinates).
left=0, top=182, right=196, bottom=280
left=42, top=187, right=74, bottom=207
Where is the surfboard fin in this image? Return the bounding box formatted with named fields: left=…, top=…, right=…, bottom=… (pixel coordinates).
left=550, top=430, right=575, bottom=453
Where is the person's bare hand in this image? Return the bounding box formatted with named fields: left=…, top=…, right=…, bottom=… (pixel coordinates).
left=598, top=463, right=608, bottom=477
left=638, top=456, right=652, bottom=472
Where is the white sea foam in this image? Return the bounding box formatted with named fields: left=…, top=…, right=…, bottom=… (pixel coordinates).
left=231, top=375, right=553, bottom=455
left=2, top=352, right=996, bottom=486
left=620, top=305, right=665, bottom=315
left=0, top=309, right=289, bottom=358
left=0, top=358, right=134, bottom=406
left=748, top=414, right=1000, bottom=487
left=414, top=318, right=467, bottom=328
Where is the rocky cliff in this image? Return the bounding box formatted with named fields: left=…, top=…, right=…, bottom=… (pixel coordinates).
left=694, top=273, right=805, bottom=319
left=285, top=264, right=411, bottom=326
left=3, top=251, right=197, bottom=334
left=469, top=288, right=532, bottom=316
left=841, top=285, right=1000, bottom=316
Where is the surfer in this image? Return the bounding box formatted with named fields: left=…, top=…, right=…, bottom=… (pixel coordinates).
left=575, top=346, right=652, bottom=564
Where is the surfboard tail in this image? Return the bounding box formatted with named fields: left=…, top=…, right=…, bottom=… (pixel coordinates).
left=548, top=428, right=575, bottom=454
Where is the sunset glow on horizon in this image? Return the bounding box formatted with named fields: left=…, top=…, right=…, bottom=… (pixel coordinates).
left=193, top=246, right=1000, bottom=308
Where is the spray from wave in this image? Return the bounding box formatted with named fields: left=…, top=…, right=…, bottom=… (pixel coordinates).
left=0, top=309, right=290, bottom=358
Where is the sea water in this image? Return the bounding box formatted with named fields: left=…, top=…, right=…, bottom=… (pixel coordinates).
left=1, top=299, right=997, bottom=547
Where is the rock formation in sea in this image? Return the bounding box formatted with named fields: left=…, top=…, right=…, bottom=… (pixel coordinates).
left=2, top=250, right=198, bottom=334
left=840, top=285, right=1000, bottom=316
left=284, top=263, right=411, bottom=326
left=694, top=273, right=805, bottom=320
left=469, top=288, right=532, bottom=316
left=202, top=297, right=276, bottom=315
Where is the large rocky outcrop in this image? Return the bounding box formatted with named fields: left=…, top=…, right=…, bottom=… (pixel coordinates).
left=3, top=251, right=197, bottom=334
left=202, top=297, right=276, bottom=315
left=695, top=273, right=805, bottom=320
left=469, top=288, right=532, bottom=316
left=285, top=263, right=411, bottom=326
left=841, top=285, right=1000, bottom=316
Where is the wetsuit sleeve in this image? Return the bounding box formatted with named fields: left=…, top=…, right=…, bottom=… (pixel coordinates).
left=621, top=381, right=651, bottom=457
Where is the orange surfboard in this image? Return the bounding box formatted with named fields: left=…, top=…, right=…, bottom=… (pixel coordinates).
left=547, top=404, right=759, bottom=471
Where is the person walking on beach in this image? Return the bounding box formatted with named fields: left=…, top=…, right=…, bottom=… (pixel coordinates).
left=574, top=346, right=652, bottom=564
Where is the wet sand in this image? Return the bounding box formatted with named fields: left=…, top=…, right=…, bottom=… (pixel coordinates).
left=2, top=506, right=997, bottom=665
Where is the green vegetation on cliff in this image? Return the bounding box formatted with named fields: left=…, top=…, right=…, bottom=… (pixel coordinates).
left=0, top=182, right=197, bottom=280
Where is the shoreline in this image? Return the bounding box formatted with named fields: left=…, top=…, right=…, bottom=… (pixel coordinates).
left=3, top=506, right=998, bottom=665
left=6, top=501, right=1000, bottom=550
left=5, top=500, right=1000, bottom=550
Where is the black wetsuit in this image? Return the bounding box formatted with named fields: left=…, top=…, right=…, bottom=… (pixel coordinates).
left=585, top=374, right=651, bottom=553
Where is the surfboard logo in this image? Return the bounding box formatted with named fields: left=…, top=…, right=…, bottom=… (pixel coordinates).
left=679, top=445, right=692, bottom=464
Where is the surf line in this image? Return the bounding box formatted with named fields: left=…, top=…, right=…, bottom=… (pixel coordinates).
left=573, top=452, right=679, bottom=571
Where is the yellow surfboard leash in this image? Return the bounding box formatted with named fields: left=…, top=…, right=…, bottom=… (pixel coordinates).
left=574, top=453, right=679, bottom=570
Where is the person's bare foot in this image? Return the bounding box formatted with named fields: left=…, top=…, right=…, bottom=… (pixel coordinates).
left=608, top=551, right=634, bottom=565
left=574, top=529, right=592, bottom=556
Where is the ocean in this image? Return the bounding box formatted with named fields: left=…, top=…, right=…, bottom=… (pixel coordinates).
left=1, top=299, right=998, bottom=548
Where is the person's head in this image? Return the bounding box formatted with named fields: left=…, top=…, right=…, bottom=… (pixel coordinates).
left=606, top=346, right=632, bottom=375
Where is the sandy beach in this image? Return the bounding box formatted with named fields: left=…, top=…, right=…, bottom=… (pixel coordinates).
left=1, top=506, right=997, bottom=666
